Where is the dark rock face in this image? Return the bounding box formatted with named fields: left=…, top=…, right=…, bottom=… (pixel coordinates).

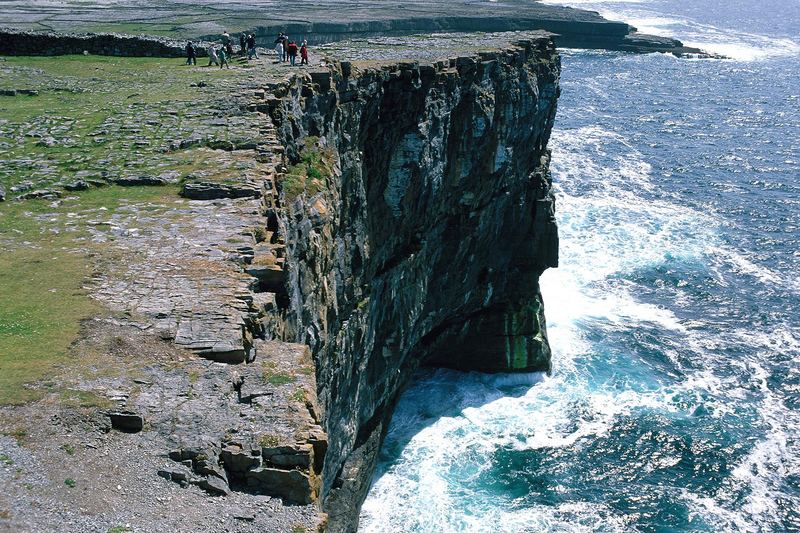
left=107, top=411, right=144, bottom=433
left=269, top=37, right=560, bottom=531
left=234, top=11, right=712, bottom=56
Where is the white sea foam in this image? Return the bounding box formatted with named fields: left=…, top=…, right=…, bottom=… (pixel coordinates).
left=361, top=9, right=799, bottom=525
left=540, top=0, right=800, bottom=61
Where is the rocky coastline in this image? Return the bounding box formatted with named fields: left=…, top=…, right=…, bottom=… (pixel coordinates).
left=0, top=1, right=718, bottom=59
left=0, top=30, right=561, bottom=532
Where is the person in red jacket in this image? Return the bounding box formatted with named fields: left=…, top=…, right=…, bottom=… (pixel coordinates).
left=287, top=40, right=299, bottom=66
left=300, top=41, right=309, bottom=66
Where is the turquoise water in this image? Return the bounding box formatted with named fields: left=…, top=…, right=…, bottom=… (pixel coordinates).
left=360, top=1, right=800, bottom=531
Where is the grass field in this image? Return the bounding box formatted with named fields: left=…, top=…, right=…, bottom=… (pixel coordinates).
left=0, top=185, right=179, bottom=405
left=0, top=54, right=257, bottom=405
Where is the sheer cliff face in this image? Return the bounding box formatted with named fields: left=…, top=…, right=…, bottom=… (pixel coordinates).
left=271, top=38, right=560, bottom=531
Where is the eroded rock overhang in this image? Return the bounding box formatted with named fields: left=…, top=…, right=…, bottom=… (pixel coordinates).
left=260, top=32, right=561, bottom=531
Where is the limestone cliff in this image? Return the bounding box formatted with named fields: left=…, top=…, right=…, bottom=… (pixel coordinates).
left=267, top=36, right=560, bottom=531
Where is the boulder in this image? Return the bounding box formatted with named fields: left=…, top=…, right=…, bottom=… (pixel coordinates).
left=180, top=181, right=262, bottom=200
left=63, top=180, right=89, bottom=191
left=245, top=467, right=317, bottom=504
left=108, top=411, right=144, bottom=433
left=220, top=446, right=261, bottom=473
left=246, top=264, right=285, bottom=293
left=116, top=175, right=170, bottom=187
left=197, top=476, right=231, bottom=496
left=16, top=189, right=62, bottom=201
left=10, top=181, right=32, bottom=193
left=157, top=466, right=192, bottom=483
left=262, top=444, right=313, bottom=470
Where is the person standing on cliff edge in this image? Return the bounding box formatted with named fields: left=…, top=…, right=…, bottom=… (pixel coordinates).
left=274, top=33, right=285, bottom=62
left=207, top=46, right=220, bottom=66
left=218, top=46, right=231, bottom=69
left=300, top=41, right=309, bottom=65
left=287, top=40, right=299, bottom=66
left=246, top=34, right=258, bottom=60
left=281, top=34, right=289, bottom=62
left=185, top=41, right=196, bottom=65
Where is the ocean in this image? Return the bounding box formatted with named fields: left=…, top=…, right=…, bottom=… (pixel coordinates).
left=359, top=1, right=800, bottom=531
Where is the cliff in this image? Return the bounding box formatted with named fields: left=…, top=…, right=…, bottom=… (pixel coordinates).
left=245, top=15, right=705, bottom=55
left=265, top=34, right=560, bottom=531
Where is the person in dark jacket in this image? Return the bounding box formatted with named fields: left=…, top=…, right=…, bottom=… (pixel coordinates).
left=300, top=41, right=309, bottom=65
left=246, top=34, right=258, bottom=59
left=281, top=34, right=289, bottom=62
left=239, top=33, right=247, bottom=55
left=185, top=41, right=196, bottom=65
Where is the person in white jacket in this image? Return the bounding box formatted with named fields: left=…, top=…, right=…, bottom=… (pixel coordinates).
left=207, top=46, right=220, bottom=66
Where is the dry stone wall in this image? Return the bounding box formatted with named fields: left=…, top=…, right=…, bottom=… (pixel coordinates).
left=0, top=29, right=211, bottom=57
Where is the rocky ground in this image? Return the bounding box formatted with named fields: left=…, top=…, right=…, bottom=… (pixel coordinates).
left=1, top=1, right=610, bottom=36
left=0, top=48, right=331, bottom=532
left=0, top=332, right=323, bottom=533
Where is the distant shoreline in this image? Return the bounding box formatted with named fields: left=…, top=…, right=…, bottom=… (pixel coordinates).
left=1, top=1, right=717, bottom=57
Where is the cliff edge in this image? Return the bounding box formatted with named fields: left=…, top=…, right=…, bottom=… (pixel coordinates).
left=263, top=32, right=560, bottom=531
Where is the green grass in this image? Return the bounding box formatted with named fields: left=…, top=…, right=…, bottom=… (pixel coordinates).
left=107, top=527, right=132, bottom=533
left=0, top=185, right=177, bottom=405
left=281, top=137, right=335, bottom=200
left=60, top=389, right=115, bottom=409
left=64, top=478, right=76, bottom=488
left=291, top=387, right=307, bottom=403
left=266, top=372, right=294, bottom=386
left=258, top=434, right=280, bottom=448
left=0, top=55, right=245, bottom=193
left=0, top=54, right=260, bottom=406
left=60, top=443, right=76, bottom=456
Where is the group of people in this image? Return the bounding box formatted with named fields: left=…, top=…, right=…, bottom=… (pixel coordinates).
left=185, top=30, right=310, bottom=68
left=273, top=33, right=309, bottom=66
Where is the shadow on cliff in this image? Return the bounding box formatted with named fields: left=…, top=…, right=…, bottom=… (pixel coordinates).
left=370, top=367, right=546, bottom=482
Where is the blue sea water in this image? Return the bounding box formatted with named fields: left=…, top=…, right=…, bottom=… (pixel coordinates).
left=359, top=1, right=800, bottom=531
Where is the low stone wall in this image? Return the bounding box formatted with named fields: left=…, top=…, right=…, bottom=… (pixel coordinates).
left=0, top=29, right=210, bottom=57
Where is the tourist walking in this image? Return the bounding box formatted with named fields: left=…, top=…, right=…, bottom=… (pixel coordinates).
left=300, top=41, right=309, bottom=65
left=219, top=46, right=230, bottom=69
left=246, top=34, right=258, bottom=59
left=207, top=46, right=220, bottom=66
left=185, top=41, right=196, bottom=65
left=287, top=40, right=299, bottom=66
left=239, top=33, right=247, bottom=55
